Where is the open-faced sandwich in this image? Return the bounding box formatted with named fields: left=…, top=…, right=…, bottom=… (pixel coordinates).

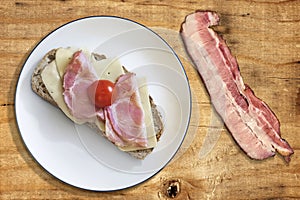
left=31, top=47, right=164, bottom=159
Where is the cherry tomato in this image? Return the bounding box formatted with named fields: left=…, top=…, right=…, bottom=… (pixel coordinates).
left=88, top=80, right=115, bottom=108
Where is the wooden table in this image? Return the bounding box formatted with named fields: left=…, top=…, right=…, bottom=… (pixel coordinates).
left=1, top=0, right=299, bottom=199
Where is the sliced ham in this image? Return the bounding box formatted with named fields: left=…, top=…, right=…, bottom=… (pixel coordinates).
left=180, top=11, right=293, bottom=161
left=105, top=73, right=148, bottom=147
left=63, top=51, right=98, bottom=122
left=63, top=52, right=147, bottom=147
left=104, top=109, right=126, bottom=147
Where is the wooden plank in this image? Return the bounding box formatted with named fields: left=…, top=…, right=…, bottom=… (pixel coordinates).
left=0, top=0, right=299, bottom=199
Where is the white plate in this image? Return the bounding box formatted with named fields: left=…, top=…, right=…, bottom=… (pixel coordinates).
left=15, top=16, right=191, bottom=191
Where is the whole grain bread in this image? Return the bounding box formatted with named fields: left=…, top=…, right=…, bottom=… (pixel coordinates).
left=31, top=49, right=164, bottom=159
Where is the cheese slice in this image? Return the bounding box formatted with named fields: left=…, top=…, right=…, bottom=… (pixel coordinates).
left=41, top=61, right=85, bottom=124
left=91, top=56, right=124, bottom=82
left=41, top=47, right=157, bottom=151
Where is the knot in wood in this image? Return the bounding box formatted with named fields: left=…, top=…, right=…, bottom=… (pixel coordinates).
left=166, top=180, right=180, bottom=198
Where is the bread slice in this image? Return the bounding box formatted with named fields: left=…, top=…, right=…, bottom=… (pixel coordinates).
left=31, top=49, right=164, bottom=159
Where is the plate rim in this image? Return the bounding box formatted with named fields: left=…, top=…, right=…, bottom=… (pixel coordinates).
left=14, top=15, right=192, bottom=191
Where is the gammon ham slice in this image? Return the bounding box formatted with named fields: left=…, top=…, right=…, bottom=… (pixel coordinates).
left=63, top=51, right=98, bottom=122
left=180, top=11, right=293, bottom=161
left=104, top=73, right=148, bottom=148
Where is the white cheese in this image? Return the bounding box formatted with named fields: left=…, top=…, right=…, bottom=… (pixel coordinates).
left=41, top=61, right=85, bottom=124
left=91, top=56, right=124, bottom=82
left=55, top=47, right=76, bottom=78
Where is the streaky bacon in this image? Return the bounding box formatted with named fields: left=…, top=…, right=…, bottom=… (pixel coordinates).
left=180, top=11, right=293, bottom=161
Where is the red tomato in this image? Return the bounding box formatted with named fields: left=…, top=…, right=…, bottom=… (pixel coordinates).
left=88, top=80, right=115, bottom=108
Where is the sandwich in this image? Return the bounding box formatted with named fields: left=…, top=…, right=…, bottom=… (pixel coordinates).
left=31, top=47, right=164, bottom=159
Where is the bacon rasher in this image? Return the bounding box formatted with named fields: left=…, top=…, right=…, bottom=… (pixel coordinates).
left=180, top=11, right=293, bottom=161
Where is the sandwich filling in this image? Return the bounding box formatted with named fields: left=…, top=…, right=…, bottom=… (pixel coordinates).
left=40, top=47, right=157, bottom=151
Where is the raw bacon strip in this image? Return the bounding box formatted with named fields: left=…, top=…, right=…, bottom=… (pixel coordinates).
left=105, top=73, right=148, bottom=147
left=180, top=11, right=293, bottom=161
left=63, top=51, right=98, bottom=122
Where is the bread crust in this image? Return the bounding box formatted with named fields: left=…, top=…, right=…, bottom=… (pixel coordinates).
left=31, top=49, right=57, bottom=106
left=31, top=48, right=163, bottom=159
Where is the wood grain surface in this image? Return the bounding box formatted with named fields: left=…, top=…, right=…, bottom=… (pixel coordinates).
left=1, top=0, right=299, bottom=199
